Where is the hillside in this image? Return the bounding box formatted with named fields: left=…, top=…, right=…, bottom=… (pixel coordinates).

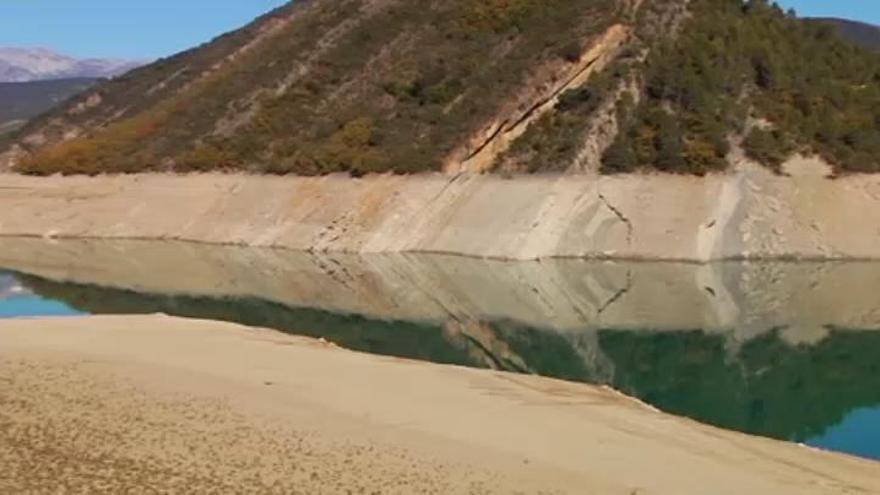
left=3, top=0, right=879, bottom=176
left=811, top=18, right=880, bottom=52
left=0, top=78, right=96, bottom=135
left=0, top=47, right=142, bottom=83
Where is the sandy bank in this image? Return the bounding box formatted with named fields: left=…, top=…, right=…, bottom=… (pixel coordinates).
left=1, top=160, right=880, bottom=260
left=1, top=315, right=878, bottom=494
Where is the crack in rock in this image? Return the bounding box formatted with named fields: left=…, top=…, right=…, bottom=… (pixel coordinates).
left=598, top=192, right=633, bottom=247
left=597, top=268, right=633, bottom=316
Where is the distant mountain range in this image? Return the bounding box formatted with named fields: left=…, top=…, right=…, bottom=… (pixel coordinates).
left=0, top=47, right=144, bottom=83
left=811, top=18, right=880, bottom=51
left=0, top=48, right=143, bottom=134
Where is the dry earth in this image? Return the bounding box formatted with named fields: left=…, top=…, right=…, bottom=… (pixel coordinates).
left=1, top=156, right=879, bottom=261
left=1, top=315, right=879, bottom=494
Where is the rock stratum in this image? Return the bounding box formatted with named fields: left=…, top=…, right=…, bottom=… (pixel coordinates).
left=0, top=155, right=879, bottom=261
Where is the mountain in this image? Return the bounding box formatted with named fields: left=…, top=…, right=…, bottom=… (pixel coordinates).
left=0, top=48, right=143, bottom=83
left=811, top=18, right=880, bottom=51
left=3, top=0, right=880, bottom=177
left=0, top=78, right=97, bottom=135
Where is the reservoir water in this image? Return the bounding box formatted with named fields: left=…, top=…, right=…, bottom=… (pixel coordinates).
left=1, top=238, right=878, bottom=461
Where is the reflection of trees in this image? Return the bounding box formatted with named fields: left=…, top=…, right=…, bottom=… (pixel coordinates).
left=17, top=274, right=484, bottom=369
left=600, top=329, right=880, bottom=441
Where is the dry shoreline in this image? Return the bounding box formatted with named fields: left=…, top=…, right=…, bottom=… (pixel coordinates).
left=2, top=159, right=880, bottom=261
left=1, top=315, right=879, bottom=494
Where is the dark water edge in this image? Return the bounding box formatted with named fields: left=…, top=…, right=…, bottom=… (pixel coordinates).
left=4, top=270, right=880, bottom=461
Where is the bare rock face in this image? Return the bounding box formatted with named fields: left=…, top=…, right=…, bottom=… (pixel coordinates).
left=0, top=157, right=877, bottom=261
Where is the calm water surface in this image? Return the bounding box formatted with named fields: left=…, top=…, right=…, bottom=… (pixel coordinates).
left=0, top=274, right=83, bottom=317
left=0, top=238, right=878, bottom=461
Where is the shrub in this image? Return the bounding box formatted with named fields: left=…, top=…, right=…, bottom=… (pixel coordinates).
left=601, top=139, right=638, bottom=173
left=603, top=0, right=880, bottom=175
left=743, top=127, right=793, bottom=172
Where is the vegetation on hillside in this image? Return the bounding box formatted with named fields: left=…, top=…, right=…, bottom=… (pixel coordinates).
left=9, top=0, right=880, bottom=176
left=181, top=0, right=617, bottom=175
left=812, top=18, right=880, bottom=52
left=16, top=0, right=617, bottom=176
left=0, top=78, right=95, bottom=131
left=600, top=0, right=880, bottom=174
left=495, top=57, right=637, bottom=173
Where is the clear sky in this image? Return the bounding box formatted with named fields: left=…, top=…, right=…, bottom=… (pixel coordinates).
left=779, top=0, right=880, bottom=25
left=0, top=0, right=877, bottom=60
left=0, top=0, right=289, bottom=60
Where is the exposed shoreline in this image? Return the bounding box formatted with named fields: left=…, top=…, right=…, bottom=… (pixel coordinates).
left=2, top=159, right=880, bottom=261
left=2, top=314, right=879, bottom=494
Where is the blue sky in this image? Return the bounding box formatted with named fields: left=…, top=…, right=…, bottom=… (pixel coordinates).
left=0, top=0, right=288, bottom=59
left=0, top=0, right=877, bottom=60
left=782, top=0, right=880, bottom=25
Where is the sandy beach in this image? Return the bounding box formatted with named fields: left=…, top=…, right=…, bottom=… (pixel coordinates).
left=1, top=314, right=879, bottom=494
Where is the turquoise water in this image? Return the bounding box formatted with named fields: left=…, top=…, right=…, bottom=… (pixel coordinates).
left=806, top=407, right=880, bottom=460
left=0, top=274, right=83, bottom=317
left=1, top=253, right=879, bottom=462
left=0, top=298, right=83, bottom=318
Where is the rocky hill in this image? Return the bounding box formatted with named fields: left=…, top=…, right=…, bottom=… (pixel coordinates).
left=3, top=0, right=879, bottom=176
left=0, top=48, right=142, bottom=83
left=812, top=18, right=880, bottom=52
left=0, top=78, right=97, bottom=135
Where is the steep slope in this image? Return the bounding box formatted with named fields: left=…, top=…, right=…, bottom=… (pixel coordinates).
left=501, top=1, right=880, bottom=174
left=0, top=78, right=96, bottom=134
left=4, top=0, right=880, bottom=176
left=1, top=0, right=631, bottom=174
left=0, top=47, right=142, bottom=82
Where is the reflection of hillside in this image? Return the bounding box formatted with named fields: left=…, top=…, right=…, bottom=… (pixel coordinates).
left=600, top=329, right=880, bottom=442
left=5, top=238, right=880, bottom=337
left=18, top=274, right=486, bottom=369
left=17, top=272, right=880, bottom=444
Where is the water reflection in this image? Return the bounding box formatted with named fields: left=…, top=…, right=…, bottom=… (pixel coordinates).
left=807, top=407, right=880, bottom=460
left=0, top=272, right=83, bottom=317
left=0, top=238, right=879, bottom=460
